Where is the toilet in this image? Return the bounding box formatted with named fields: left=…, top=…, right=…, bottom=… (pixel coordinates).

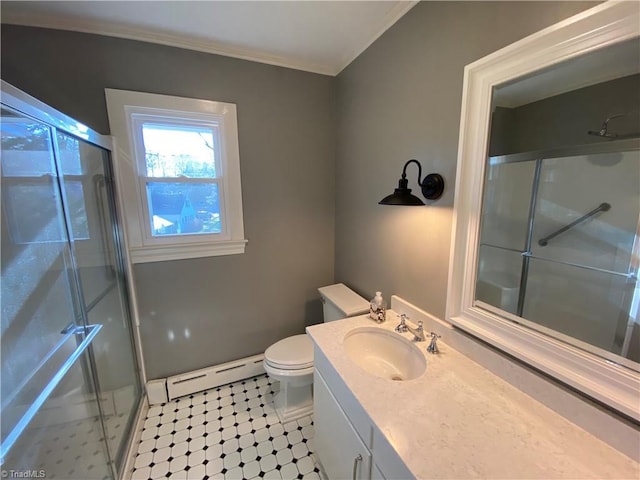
left=263, top=283, right=369, bottom=423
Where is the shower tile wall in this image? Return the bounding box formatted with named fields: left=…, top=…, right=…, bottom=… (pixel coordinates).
left=130, top=375, right=321, bottom=480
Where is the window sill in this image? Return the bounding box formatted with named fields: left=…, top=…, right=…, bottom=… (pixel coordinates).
left=129, top=239, right=247, bottom=263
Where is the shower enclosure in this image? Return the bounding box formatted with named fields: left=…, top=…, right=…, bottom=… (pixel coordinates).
left=1, top=81, right=143, bottom=478
left=476, top=139, right=640, bottom=365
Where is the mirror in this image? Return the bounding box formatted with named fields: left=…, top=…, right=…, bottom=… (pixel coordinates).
left=477, top=38, right=640, bottom=365
left=448, top=2, right=640, bottom=421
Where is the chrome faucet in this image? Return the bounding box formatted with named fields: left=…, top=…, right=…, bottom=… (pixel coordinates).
left=406, top=320, right=426, bottom=342
left=427, top=332, right=441, bottom=354
left=395, top=313, right=409, bottom=333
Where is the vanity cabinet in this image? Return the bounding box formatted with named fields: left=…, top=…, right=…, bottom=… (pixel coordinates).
left=313, top=363, right=412, bottom=480
left=308, top=312, right=640, bottom=479
left=314, top=370, right=372, bottom=479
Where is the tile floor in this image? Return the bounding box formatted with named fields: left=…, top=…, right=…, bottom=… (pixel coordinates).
left=130, top=375, right=321, bottom=480
left=5, top=414, right=114, bottom=480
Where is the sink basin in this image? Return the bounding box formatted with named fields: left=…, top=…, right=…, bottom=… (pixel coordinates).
left=343, top=327, right=426, bottom=381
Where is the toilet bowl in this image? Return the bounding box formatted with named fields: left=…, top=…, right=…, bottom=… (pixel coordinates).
left=263, top=283, right=369, bottom=423
left=263, top=334, right=315, bottom=423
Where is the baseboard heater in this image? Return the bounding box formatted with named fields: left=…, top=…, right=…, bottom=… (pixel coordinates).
left=154, top=354, right=265, bottom=402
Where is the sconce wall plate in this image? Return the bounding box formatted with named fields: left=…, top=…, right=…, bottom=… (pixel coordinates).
left=421, top=173, right=445, bottom=200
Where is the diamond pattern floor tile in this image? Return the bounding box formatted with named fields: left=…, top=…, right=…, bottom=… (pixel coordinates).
left=130, top=375, right=321, bottom=479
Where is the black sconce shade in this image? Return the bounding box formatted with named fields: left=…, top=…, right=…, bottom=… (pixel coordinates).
left=379, top=160, right=445, bottom=206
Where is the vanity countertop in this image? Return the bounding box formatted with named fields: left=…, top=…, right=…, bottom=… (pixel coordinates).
left=306, top=312, right=639, bottom=479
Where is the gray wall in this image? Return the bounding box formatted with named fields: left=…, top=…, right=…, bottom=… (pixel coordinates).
left=334, top=1, right=599, bottom=320
left=489, top=73, right=640, bottom=156
left=1, top=25, right=336, bottom=379
left=1, top=1, right=602, bottom=379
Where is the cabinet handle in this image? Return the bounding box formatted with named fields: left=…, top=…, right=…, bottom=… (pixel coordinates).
left=352, top=453, right=363, bottom=480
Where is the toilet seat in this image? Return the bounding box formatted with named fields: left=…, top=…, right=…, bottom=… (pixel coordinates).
left=264, top=334, right=313, bottom=370
left=263, top=363, right=314, bottom=379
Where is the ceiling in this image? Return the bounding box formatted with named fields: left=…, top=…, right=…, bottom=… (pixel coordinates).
left=0, top=1, right=417, bottom=76
left=493, top=37, right=640, bottom=108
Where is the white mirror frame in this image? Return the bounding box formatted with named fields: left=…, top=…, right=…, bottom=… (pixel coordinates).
left=447, top=1, right=640, bottom=421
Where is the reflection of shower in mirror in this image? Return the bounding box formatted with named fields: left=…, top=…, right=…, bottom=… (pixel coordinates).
left=588, top=112, right=640, bottom=140
left=477, top=141, right=639, bottom=362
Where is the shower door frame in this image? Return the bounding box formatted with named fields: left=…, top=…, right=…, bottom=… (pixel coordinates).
left=479, top=138, right=640, bottom=368
left=1, top=80, right=146, bottom=478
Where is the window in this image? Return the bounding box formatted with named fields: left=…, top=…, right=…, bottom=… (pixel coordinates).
left=105, top=89, right=246, bottom=263
left=134, top=119, right=222, bottom=237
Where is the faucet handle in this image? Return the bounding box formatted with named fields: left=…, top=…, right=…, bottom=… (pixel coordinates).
left=395, top=314, right=409, bottom=333
left=427, top=331, right=441, bottom=354
left=417, top=320, right=423, bottom=330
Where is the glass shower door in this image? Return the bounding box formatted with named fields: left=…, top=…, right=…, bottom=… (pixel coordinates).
left=1, top=80, right=144, bottom=479
left=56, top=131, right=142, bottom=468
left=523, top=151, right=639, bottom=357
left=1, top=107, right=113, bottom=478
left=476, top=159, right=536, bottom=315
left=477, top=144, right=640, bottom=363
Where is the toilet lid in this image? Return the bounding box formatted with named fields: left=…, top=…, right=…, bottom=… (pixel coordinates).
left=264, top=334, right=313, bottom=369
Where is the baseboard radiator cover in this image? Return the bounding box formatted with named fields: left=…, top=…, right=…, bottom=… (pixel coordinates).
left=164, top=354, right=265, bottom=401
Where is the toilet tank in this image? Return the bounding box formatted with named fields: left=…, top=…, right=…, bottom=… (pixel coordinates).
left=318, top=283, right=369, bottom=323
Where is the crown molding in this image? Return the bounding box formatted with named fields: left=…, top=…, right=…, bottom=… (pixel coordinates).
left=2, top=3, right=418, bottom=77
left=1, top=12, right=336, bottom=76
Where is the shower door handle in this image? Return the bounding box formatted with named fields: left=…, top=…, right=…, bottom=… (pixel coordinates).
left=538, top=202, right=611, bottom=246
left=93, top=174, right=116, bottom=279
left=352, top=453, right=363, bottom=480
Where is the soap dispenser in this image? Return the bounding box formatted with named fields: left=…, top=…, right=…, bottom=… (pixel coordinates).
left=369, top=291, right=386, bottom=323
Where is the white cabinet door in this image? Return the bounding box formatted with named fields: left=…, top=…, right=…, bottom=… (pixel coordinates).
left=314, top=370, right=372, bottom=480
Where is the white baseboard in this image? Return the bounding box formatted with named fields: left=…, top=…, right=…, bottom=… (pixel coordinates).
left=165, top=354, right=265, bottom=401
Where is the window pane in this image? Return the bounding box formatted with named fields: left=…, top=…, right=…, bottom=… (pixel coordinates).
left=146, top=182, right=221, bottom=236
left=141, top=124, right=217, bottom=178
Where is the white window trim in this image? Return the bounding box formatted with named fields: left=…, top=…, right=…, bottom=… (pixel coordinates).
left=105, top=89, right=246, bottom=263
left=447, top=1, right=640, bottom=421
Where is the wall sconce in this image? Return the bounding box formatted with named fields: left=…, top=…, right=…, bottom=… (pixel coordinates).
left=379, top=159, right=445, bottom=206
